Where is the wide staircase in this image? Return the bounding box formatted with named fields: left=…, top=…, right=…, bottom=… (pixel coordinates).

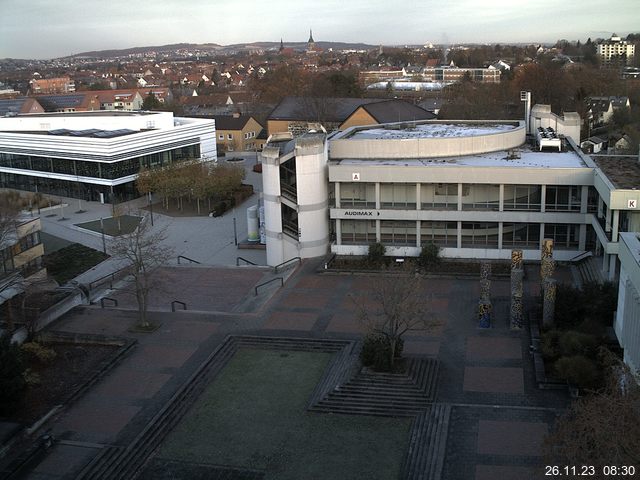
left=574, top=255, right=605, bottom=286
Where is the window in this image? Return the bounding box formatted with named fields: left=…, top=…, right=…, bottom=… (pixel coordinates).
left=227, top=134, right=233, bottom=140
left=545, top=186, right=581, bottom=212
left=503, top=185, right=541, bottom=211
left=462, top=184, right=499, bottom=211
left=502, top=223, right=540, bottom=248
left=380, top=183, right=416, bottom=209
left=420, top=221, right=457, bottom=247
left=218, top=134, right=224, bottom=140
left=380, top=220, right=416, bottom=246
left=341, top=220, right=376, bottom=245
left=544, top=224, right=579, bottom=249
left=422, top=183, right=457, bottom=210
left=461, top=222, right=499, bottom=248
left=340, top=182, right=375, bottom=208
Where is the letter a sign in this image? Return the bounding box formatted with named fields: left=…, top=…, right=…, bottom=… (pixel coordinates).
left=352, top=172, right=360, bottom=181
left=629, top=199, right=637, bottom=209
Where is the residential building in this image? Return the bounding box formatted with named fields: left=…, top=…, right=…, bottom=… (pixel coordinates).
left=586, top=96, right=631, bottom=128
left=207, top=114, right=264, bottom=152
left=0, top=215, right=46, bottom=305
left=266, top=97, right=435, bottom=137
left=0, top=111, right=216, bottom=203
left=0, top=98, right=45, bottom=116
left=597, top=35, right=636, bottom=66
left=29, top=77, right=76, bottom=95
left=422, top=65, right=501, bottom=83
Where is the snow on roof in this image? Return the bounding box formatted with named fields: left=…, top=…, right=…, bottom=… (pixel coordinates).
left=336, top=146, right=586, bottom=169
left=348, top=123, right=517, bottom=140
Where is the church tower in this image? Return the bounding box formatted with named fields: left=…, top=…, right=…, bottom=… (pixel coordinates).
left=307, top=29, right=316, bottom=53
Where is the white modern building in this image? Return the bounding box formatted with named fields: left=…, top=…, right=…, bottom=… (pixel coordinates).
left=260, top=106, right=639, bottom=285
left=0, top=111, right=216, bottom=203
left=615, top=232, right=640, bottom=374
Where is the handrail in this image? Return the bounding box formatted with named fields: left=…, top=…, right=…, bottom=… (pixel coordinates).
left=236, top=256, right=258, bottom=266
left=177, top=255, right=201, bottom=265
left=171, top=300, right=187, bottom=312
left=100, top=297, right=118, bottom=308
left=323, top=253, right=337, bottom=270
left=89, top=266, right=131, bottom=291
left=255, top=277, right=283, bottom=296
left=274, top=256, right=301, bottom=274
left=568, top=251, right=593, bottom=263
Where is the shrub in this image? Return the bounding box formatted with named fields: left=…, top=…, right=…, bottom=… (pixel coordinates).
left=360, top=333, right=403, bottom=372
left=21, top=342, right=57, bottom=364
left=541, top=329, right=562, bottom=361
left=367, top=242, right=387, bottom=268
left=554, top=355, right=601, bottom=389
left=418, top=242, right=440, bottom=270
left=0, top=335, right=26, bottom=415
left=558, top=331, right=598, bottom=358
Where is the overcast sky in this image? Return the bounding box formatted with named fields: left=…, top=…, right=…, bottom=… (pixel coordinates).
left=1, top=0, right=639, bottom=59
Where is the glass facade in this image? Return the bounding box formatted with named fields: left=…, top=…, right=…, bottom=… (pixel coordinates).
left=545, top=186, right=581, bottom=212
left=420, top=221, right=457, bottom=247
left=341, top=220, right=376, bottom=245
left=461, top=184, right=499, bottom=211
left=421, top=184, right=457, bottom=210
left=461, top=222, right=500, bottom=248
left=380, top=184, right=416, bottom=209
left=340, top=182, right=376, bottom=209
left=0, top=144, right=199, bottom=181
left=503, top=185, right=541, bottom=211
left=380, top=220, right=416, bottom=246
left=502, top=223, right=540, bottom=248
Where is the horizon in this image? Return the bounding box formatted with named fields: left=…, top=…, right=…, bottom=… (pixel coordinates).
left=2, top=0, right=639, bottom=60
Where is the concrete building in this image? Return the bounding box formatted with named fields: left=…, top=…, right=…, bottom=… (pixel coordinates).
left=208, top=114, right=264, bottom=152
left=0, top=111, right=216, bottom=203
left=29, top=77, right=76, bottom=95
left=260, top=106, right=639, bottom=286
left=615, top=232, right=640, bottom=374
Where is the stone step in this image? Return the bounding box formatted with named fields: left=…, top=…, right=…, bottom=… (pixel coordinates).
left=403, top=403, right=451, bottom=480
left=310, top=403, right=422, bottom=417
left=326, top=393, right=430, bottom=407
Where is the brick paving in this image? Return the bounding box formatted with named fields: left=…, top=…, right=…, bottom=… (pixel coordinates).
left=17, top=260, right=575, bottom=479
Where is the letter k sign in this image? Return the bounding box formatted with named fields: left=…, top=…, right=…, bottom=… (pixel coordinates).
left=629, top=199, right=637, bottom=209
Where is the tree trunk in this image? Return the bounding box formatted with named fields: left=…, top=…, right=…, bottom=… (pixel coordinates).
left=197, top=198, right=200, bottom=214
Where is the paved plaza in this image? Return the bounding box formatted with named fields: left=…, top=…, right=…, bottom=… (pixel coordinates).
left=11, top=256, right=571, bottom=480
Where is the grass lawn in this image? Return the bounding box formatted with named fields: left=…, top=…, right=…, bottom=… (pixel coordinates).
left=154, top=348, right=411, bottom=480
left=74, top=215, right=142, bottom=236
left=43, top=243, right=109, bottom=284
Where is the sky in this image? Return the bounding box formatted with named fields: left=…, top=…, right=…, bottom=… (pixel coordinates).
left=1, top=0, right=639, bottom=59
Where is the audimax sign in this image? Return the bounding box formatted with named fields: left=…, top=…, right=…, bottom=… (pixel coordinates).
left=344, top=211, right=380, bottom=216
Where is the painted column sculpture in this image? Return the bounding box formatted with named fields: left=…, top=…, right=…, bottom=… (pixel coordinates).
left=542, top=278, right=557, bottom=327
left=540, top=238, right=555, bottom=291
left=510, top=249, right=524, bottom=329
left=478, top=261, right=492, bottom=328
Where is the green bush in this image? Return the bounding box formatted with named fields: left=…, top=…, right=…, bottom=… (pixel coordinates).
left=0, top=335, right=26, bottom=415
left=418, top=242, right=440, bottom=270
left=541, top=329, right=562, bottom=361
left=360, top=333, right=403, bottom=372
left=554, top=282, right=618, bottom=330
left=367, top=242, right=387, bottom=268
left=554, top=355, right=601, bottom=389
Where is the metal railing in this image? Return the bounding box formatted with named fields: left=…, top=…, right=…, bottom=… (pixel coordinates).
left=274, top=257, right=301, bottom=274
left=89, top=266, right=131, bottom=291
left=236, top=257, right=258, bottom=266
left=177, top=255, right=201, bottom=265
left=568, top=251, right=593, bottom=263
left=323, top=253, right=337, bottom=270
left=171, top=300, right=187, bottom=312
left=254, top=277, right=283, bottom=296
left=100, top=297, right=118, bottom=308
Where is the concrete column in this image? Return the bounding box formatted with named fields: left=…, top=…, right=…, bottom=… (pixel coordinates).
left=416, top=220, right=421, bottom=247
left=539, top=224, right=545, bottom=249
left=579, top=224, right=587, bottom=250
left=335, top=219, right=342, bottom=245
left=457, top=221, right=462, bottom=249
left=540, top=185, right=546, bottom=213
left=375, top=183, right=380, bottom=210
left=416, top=183, right=421, bottom=210
left=580, top=185, right=589, bottom=214
left=609, top=254, right=617, bottom=281
left=376, top=219, right=381, bottom=242
left=612, top=210, right=620, bottom=242
left=458, top=183, right=463, bottom=211
left=335, top=182, right=341, bottom=208
left=603, top=253, right=609, bottom=275
left=498, top=222, right=503, bottom=250
left=598, top=197, right=604, bottom=219
left=499, top=184, right=504, bottom=212
left=605, top=204, right=612, bottom=232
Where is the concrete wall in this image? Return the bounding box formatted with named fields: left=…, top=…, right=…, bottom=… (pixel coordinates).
left=529, top=105, right=581, bottom=144
left=615, top=233, right=640, bottom=373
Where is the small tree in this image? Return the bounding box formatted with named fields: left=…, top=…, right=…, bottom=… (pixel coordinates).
left=0, top=334, right=26, bottom=415
left=367, top=242, right=386, bottom=268
left=110, top=217, right=174, bottom=328
left=355, top=268, right=438, bottom=371
left=544, top=352, right=640, bottom=469
left=142, top=91, right=162, bottom=110
left=418, top=242, right=440, bottom=270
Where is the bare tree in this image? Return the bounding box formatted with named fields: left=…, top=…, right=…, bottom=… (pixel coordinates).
left=543, top=351, right=640, bottom=474
left=355, top=268, right=439, bottom=369
left=110, top=217, right=174, bottom=328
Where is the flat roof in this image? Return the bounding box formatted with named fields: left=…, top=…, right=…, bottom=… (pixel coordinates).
left=346, top=122, right=519, bottom=140
left=592, top=156, right=640, bottom=189
left=334, top=144, right=587, bottom=169
left=13, top=110, right=157, bottom=118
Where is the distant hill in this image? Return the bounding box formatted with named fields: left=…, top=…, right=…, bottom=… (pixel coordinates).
left=70, top=41, right=377, bottom=59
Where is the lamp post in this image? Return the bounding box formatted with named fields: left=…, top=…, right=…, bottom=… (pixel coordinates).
left=148, top=191, right=154, bottom=226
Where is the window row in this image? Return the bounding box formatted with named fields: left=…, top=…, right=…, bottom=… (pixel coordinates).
left=340, top=220, right=580, bottom=249
left=0, top=145, right=200, bottom=180
left=336, top=183, right=587, bottom=212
